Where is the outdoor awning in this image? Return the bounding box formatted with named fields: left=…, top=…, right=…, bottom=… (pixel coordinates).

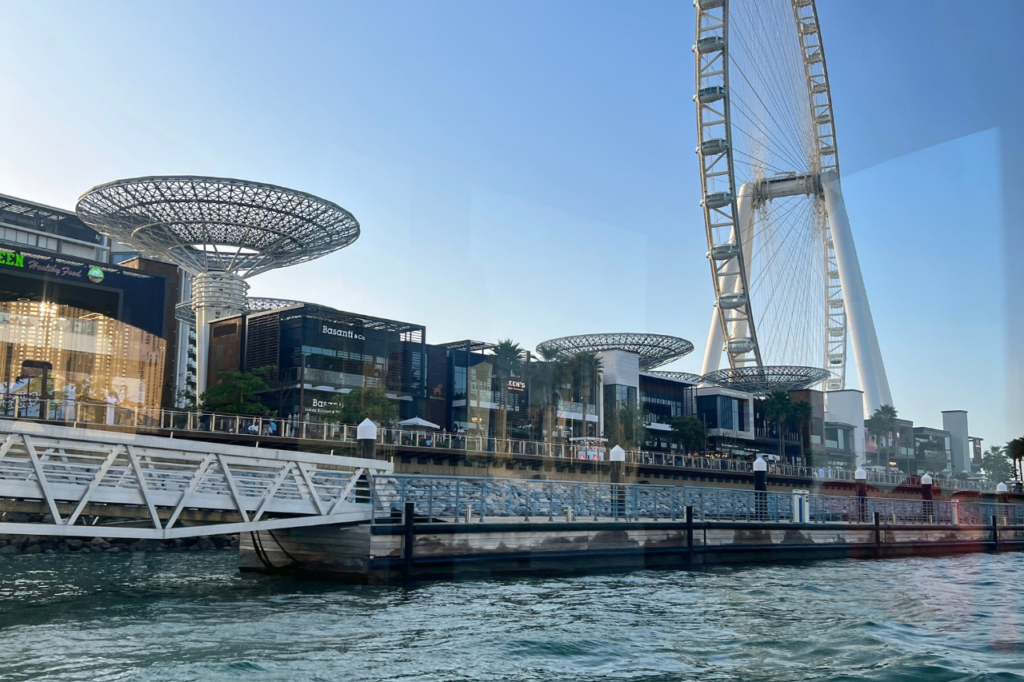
left=398, top=417, right=441, bottom=430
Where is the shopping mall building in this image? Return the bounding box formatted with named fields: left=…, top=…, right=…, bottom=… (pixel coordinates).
left=0, top=189, right=978, bottom=475
left=0, top=194, right=180, bottom=412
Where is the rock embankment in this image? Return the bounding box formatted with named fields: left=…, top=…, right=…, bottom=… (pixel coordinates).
left=0, top=534, right=239, bottom=555
left=0, top=514, right=240, bottom=555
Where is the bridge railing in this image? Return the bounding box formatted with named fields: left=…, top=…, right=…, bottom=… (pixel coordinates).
left=0, top=393, right=1003, bottom=493
left=0, top=420, right=389, bottom=540
left=370, top=475, right=1024, bottom=526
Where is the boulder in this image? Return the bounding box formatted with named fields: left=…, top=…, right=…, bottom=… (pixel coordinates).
left=129, top=539, right=164, bottom=553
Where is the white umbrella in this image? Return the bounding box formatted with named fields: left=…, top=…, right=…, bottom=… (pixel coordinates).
left=398, top=417, right=441, bottom=430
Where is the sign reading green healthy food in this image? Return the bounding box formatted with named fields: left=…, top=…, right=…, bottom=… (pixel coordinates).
left=2, top=252, right=25, bottom=268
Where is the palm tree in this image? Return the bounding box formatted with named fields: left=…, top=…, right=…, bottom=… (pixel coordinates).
left=568, top=352, right=602, bottom=440
left=491, top=339, right=522, bottom=446
left=536, top=347, right=569, bottom=446
left=762, top=390, right=792, bottom=464
left=1006, top=437, right=1024, bottom=483
left=982, top=444, right=1013, bottom=483
left=866, top=404, right=898, bottom=467
left=789, top=399, right=813, bottom=467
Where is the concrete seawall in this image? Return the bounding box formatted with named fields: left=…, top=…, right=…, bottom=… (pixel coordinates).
left=240, top=518, right=1024, bottom=583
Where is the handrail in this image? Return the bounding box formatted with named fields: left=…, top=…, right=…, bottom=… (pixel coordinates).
left=370, top=474, right=1024, bottom=525
left=0, top=393, right=1006, bottom=493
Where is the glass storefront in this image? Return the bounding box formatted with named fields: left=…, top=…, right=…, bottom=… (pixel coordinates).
left=0, top=300, right=166, bottom=414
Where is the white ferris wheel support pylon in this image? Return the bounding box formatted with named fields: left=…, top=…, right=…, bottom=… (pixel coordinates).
left=693, top=0, right=893, bottom=414
left=820, top=171, right=892, bottom=411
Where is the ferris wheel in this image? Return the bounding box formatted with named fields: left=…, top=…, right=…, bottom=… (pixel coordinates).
left=693, top=0, right=892, bottom=411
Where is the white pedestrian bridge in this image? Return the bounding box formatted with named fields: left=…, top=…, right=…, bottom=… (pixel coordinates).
left=0, top=420, right=389, bottom=540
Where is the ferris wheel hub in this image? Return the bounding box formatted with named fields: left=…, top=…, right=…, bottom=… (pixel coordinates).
left=754, top=173, right=821, bottom=206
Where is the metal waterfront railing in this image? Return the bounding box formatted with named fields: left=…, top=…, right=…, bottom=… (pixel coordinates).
left=0, top=393, right=1006, bottom=493
left=370, top=475, right=1024, bottom=526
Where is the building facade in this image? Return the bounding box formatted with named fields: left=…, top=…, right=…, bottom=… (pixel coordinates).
left=823, top=421, right=856, bottom=468
left=208, top=303, right=426, bottom=422
left=0, top=193, right=110, bottom=263
left=913, top=427, right=953, bottom=475
left=0, top=301, right=166, bottom=413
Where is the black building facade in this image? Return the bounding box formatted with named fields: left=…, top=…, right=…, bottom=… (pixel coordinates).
left=428, top=341, right=533, bottom=438
left=236, top=304, right=426, bottom=421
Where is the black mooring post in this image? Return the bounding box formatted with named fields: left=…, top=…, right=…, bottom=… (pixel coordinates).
left=403, top=501, right=415, bottom=576
left=992, top=514, right=999, bottom=554
left=873, top=511, right=881, bottom=559
left=685, top=505, right=694, bottom=566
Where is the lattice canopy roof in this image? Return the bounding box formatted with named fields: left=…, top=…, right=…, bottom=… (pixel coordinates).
left=536, top=333, right=694, bottom=371
left=246, top=297, right=302, bottom=312
left=645, top=371, right=704, bottom=385
left=700, top=365, right=831, bottom=395
left=173, top=296, right=303, bottom=326
left=76, top=176, right=360, bottom=277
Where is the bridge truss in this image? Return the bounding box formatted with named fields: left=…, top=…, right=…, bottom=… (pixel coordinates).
left=0, top=420, right=389, bottom=539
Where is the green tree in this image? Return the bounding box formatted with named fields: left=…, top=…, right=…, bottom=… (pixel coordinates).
left=200, top=365, right=276, bottom=415
left=491, top=339, right=522, bottom=444
left=670, top=415, right=706, bottom=453
left=789, top=399, right=813, bottom=467
left=865, top=404, right=898, bottom=466
left=322, top=386, right=398, bottom=426
left=763, top=390, right=792, bottom=463
left=982, top=445, right=1014, bottom=483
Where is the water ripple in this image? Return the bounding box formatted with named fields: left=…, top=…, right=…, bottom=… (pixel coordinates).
left=1, top=552, right=1023, bottom=680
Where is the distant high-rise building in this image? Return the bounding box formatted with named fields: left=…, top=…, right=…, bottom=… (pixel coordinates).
left=941, top=410, right=970, bottom=473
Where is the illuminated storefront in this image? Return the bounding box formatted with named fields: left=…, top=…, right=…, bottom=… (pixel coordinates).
left=0, top=301, right=166, bottom=413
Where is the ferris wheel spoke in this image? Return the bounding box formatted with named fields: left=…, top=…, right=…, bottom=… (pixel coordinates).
left=729, top=5, right=810, bottom=165
left=745, top=197, right=809, bottom=272
left=748, top=201, right=821, bottom=362
left=728, top=34, right=809, bottom=165
left=754, top=202, right=820, bottom=304
left=767, top=223, right=823, bottom=362
left=731, top=150, right=798, bottom=177
left=742, top=0, right=813, bottom=150
left=728, top=85, right=809, bottom=173
left=778, top=228, right=824, bottom=362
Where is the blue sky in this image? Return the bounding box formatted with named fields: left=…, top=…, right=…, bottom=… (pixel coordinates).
left=0, top=0, right=1020, bottom=446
